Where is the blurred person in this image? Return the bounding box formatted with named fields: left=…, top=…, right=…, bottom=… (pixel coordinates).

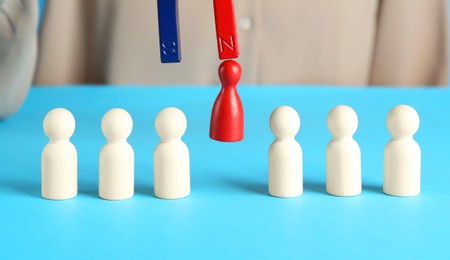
left=0, top=0, right=448, bottom=117
left=0, top=0, right=37, bottom=117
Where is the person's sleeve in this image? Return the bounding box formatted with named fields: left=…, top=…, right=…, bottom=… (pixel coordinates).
left=0, top=0, right=38, bottom=118
left=33, top=0, right=90, bottom=85
left=370, top=0, right=448, bottom=86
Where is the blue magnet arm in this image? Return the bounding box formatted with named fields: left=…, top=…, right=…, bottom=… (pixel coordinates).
left=157, top=0, right=181, bottom=63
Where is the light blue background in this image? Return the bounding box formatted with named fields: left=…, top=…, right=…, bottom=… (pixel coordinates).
left=0, top=86, right=449, bottom=259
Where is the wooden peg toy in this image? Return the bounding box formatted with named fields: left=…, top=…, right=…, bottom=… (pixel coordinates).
left=213, top=0, right=240, bottom=59
left=41, top=108, right=78, bottom=200
left=384, top=105, right=421, bottom=197
left=210, top=60, right=244, bottom=142
left=157, top=0, right=181, bottom=63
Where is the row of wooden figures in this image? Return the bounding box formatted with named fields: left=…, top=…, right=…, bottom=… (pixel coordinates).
left=269, top=105, right=420, bottom=198
left=41, top=104, right=420, bottom=200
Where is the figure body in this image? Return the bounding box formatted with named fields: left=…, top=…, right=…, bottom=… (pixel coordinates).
left=42, top=108, right=77, bottom=200
left=154, top=107, right=190, bottom=199
left=268, top=106, right=303, bottom=198
left=99, top=108, right=134, bottom=200
left=210, top=60, right=244, bottom=142
left=384, top=105, right=421, bottom=196
left=326, top=105, right=361, bottom=196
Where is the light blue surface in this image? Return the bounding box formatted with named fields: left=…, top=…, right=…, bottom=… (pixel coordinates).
left=0, top=86, right=449, bottom=259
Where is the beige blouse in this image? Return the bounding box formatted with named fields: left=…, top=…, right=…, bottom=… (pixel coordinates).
left=34, top=0, right=448, bottom=86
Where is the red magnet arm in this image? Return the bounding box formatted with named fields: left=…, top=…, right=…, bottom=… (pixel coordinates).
left=209, top=60, right=244, bottom=142
left=213, top=0, right=240, bottom=60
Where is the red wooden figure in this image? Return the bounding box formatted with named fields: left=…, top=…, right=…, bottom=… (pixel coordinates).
left=213, top=0, right=240, bottom=59
left=210, top=60, right=244, bottom=142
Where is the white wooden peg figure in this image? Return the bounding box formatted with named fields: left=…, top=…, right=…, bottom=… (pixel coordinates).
left=99, top=108, right=134, bottom=200
left=154, top=107, right=190, bottom=199
left=384, top=105, right=421, bottom=197
left=42, top=108, right=77, bottom=200
left=268, top=106, right=303, bottom=198
left=326, top=105, right=361, bottom=196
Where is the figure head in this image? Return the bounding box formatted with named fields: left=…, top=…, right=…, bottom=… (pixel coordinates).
left=155, top=107, right=187, bottom=140
left=218, top=60, right=242, bottom=87
left=101, top=108, right=133, bottom=140
left=43, top=108, right=76, bottom=140
left=387, top=105, right=419, bottom=138
left=270, top=106, right=300, bottom=138
left=327, top=105, right=358, bottom=138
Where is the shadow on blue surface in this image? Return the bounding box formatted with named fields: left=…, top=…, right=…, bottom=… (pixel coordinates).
left=304, top=180, right=325, bottom=194
left=216, top=175, right=327, bottom=196
left=135, top=183, right=155, bottom=197
left=222, top=177, right=267, bottom=195
left=78, top=185, right=98, bottom=198
left=363, top=183, right=383, bottom=194
left=0, top=178, right=40, bottom=198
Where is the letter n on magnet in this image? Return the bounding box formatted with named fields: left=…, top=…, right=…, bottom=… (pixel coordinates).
left=213, top=0, right=240, bottom=59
